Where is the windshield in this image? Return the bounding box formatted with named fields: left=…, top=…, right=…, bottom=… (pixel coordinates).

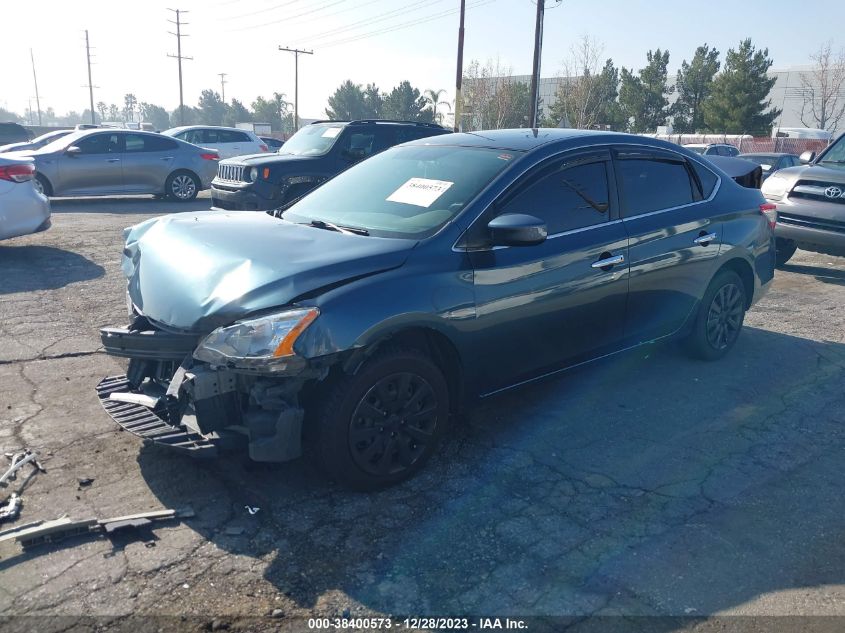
left=283, top=145, right=518, bottom=238
left=279, top=124, right=345, bottom=157
left=685, top=146, right=706, bottom=154
left=819, top=135, right=845, bottom=164
left=38, top=131, right=87, bottom=153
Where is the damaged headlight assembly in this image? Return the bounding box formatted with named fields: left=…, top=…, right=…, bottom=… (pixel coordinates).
left=193, top=307, right=318, bottom=372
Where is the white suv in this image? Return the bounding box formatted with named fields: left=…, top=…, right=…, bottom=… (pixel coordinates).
left=163, top=126, right=268, bottom=159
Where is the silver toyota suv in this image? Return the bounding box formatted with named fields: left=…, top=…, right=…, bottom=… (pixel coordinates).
left=762, top=133, right=845, bottom=266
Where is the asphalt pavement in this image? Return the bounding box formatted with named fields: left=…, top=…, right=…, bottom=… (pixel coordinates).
left=1, top=194, right=844, bottom=632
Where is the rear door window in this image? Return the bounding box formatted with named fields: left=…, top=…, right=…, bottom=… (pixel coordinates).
left=616, top=152, right=696, bottom=215
left=218, top=130, right=251, bottom=143
left=124, top=134, right=179, bottom=152
left=76, top=133, right=121, bottom=154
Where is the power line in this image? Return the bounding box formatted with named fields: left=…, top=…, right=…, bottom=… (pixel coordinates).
left=216, top=0, right=306, bottom=22
left=290, top=0, right=440, bottom=45
left=166, top=8, right=193, bottom=125
left=229, top=0, right=345, bottom=32
left=30, top=49, right=42, bottom=126
left=316, top=0, right=494, bottom=49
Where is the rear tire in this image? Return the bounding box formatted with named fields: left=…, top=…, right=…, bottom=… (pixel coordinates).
left=313, top=347, right=449, bottom=490
left=775, top=238, right=797, bottom=267
left=685, top=270, right=747, bottom=361
left=33, top=174, right=52, bottom=197
left=166, top=170, right=199, bottom=202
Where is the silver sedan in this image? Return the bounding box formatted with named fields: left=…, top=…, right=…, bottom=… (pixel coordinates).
left=0, top=154, right=51, bottom=241
left=18, top=129, right=219, bottom=202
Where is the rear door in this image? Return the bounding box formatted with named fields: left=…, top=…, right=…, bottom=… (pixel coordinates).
left=120, top=133, right=180, bottom=193
left=467, top=148, right=630, bottom=392
left=217, top=129, right=257, bottom=157
left=56, top=132, right=123, bottom=194
left=616, top=147, right=722, bottom=344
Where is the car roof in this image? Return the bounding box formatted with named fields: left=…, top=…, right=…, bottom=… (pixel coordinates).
left=739, top=152, right=792, bottom=157
left=164, top=125, right=252, bottom=134
left=409, top=128, right=648, bottom=151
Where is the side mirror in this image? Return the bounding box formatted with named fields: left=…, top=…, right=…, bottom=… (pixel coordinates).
left=799, top=150, right=815, bottom=164
left=488, top=213, right=547, bottom=247
left=65, top=145, right=82, bottom=157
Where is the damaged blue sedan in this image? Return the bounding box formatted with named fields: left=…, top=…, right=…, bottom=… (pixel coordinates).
left=97, top=129, right=775, bottom=489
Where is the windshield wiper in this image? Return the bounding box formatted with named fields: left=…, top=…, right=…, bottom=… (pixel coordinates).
left=306, top=219, right=370, bottom=236
left=820, top=159, right=845, bottom=164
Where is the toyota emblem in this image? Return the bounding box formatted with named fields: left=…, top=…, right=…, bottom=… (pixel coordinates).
left=824, top=186, right=843, bottom=199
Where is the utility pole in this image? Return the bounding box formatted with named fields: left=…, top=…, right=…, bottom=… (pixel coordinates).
left=30, top=49, right=42, bottom=126
left=167, top=9, right=193, bottom=125
left=528, top=0, right=544, bottom=128
left=84, top=30, right=96, bottom=125
left=218, top=72, right=227, bottom=103
left=278, top=46, right=313, bottom=131
left=453, top=0, right=465, bottom=133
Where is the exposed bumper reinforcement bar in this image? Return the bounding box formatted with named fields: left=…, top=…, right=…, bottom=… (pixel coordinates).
left=96, top=375, right=218, bottom=457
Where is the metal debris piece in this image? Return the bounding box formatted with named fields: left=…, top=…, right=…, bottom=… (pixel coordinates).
left=77, top=477, right=95, bottom=487
left=103, top=518, right=153, bottom=534
left=0, top=451, right=39, bottom=486
left=245, top=506, right=260, bottom=515
left=0, top=494, right=22, bottom=523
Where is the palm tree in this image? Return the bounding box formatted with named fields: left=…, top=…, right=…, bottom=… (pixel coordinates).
left=424, top=88, right=451, bottom=125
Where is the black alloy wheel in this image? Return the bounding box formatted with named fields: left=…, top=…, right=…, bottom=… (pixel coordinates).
left=705, top=282, right=744, bottom=351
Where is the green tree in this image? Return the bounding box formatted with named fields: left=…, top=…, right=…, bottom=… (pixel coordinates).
left=0, top=106, right=22, bottom=122
left=382, top=81, right=433, bottom=122
left=170, top=106, right=200, bottom=127
left=671, top=44, right=720, bottom=133
left=619, top=49, right=673, bottom=132
left=139, top=102, right=171, bottom=131
left=123, top=93, right=137, bottom=122
left=251, top=96, right=283, bottom=130
left=363, top=83, right=383, bottom=118
left=107, top=103, right=120, bottom=121
left=325, top=80, right=368, bottom=119
left=703, top=39, right=780, bottom=135
left=197, top=89, right=227, bottom=126
left=96, top=101, right=108, bottom=121
left=424, top=88, right=450, bottom=124
left=223, top=99, right=252, bottom=127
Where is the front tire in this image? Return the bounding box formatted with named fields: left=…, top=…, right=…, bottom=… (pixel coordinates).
left=775, top=238, right=797, bottom=267
left=685, top=270, right=747, bottom=361
left=166, top=170, right=199, bottom=202
left=313, top=347, right=449, bottom=490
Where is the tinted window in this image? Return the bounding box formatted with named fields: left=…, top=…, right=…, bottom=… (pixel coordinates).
left=76, top=133, right=120, bottom=154
left=340, top=131, right=376, bottom=159
left=218, top=130, right=250, bottom=143
left=617, top=157, right=695, bottom=214
left=182, top=130, right=204, bottom=145
left=691, top=160, right=718, bottom=198
left=124, top=134, right=178, bottom=152
left=501, top=160, right=610, bottom=234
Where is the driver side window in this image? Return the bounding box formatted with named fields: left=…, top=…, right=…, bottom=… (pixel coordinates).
left=76, top=133, right=120, bottom=154
left=499, top=159, right=611, bottom=235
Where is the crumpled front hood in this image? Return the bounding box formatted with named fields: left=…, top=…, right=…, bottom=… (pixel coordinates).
left=123, top=211, right=415, bottom=333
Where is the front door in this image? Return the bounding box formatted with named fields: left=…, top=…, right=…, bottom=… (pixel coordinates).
left=615, top=147, right=722, bottom=344
left=467, top=149, right=630, bottom=394
left=56, top=132, right=123, bottom=195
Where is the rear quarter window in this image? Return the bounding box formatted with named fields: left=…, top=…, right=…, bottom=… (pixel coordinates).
left=691, top=160, right=718, bottom=198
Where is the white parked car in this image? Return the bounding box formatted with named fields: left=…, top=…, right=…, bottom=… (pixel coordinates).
left=0, top=154, right=50, bottom=241
left=162, top=126, right=269, bottom=159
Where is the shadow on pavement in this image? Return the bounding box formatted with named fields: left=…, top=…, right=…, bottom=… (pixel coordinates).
left=781, top=262, right=845, bottom=286
left=49, top=196, right=212, bottom=214
left=138, top=326, right=845, bottom=620
left=0, top=245, right=105, bottom=294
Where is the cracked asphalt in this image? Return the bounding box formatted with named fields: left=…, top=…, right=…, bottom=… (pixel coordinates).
left=1, top=194, right=844, bottom=631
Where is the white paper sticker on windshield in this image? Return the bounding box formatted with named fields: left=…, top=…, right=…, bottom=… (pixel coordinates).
left=387, top=178, right=454, bottom=207
left=760, top=163, right=772, bottom=171
left=321, top=127, right=342, bottom=138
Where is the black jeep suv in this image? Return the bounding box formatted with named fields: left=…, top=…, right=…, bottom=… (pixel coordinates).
left=210, top=119, right=450, bottom=211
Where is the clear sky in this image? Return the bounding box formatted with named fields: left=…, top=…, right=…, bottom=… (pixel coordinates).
left=2, top=0, right=843, bottom=122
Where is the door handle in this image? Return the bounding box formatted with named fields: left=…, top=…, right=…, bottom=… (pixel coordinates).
left=106, top=158, right=120, bottom=163
left=694, top=232, right=717, bottom=245
left=591, top=254, right=625, bottom=269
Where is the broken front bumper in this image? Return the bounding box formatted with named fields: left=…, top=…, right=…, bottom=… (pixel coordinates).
left=96, top=375, right=219, bottom=457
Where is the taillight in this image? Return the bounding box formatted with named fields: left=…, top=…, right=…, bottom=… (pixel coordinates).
left=259, top=144, right=269, bottom=152
left=0, top=163, right=35, bottom=182
left=200, top=152, right=219, bottom=161
left=760, top=202, right=777, bottom=229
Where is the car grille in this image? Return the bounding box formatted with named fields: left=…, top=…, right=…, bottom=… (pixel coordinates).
left=789, top=179, right=845, bottom=205
left=216, top=163, right=246, bottom=183
left=778, top=212, right=845, bottom=235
